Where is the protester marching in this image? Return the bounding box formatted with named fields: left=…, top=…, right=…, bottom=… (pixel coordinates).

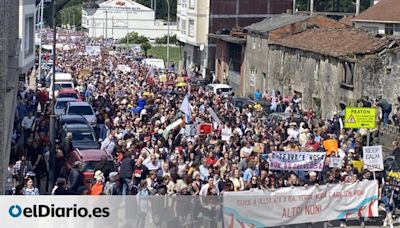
left=8, top=28, right=400, bottom=227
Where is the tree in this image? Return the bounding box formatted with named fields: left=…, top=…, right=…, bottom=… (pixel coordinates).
left=155, top=34, right=177, bottom=44
left=141, top=42, right=152, bottom=56
left=136, top=0, right=177, bottom=21
left=120, top=32, right=149, bottom=44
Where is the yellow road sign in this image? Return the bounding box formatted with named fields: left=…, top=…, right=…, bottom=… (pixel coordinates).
left=344, top=107, right=377, bottom=129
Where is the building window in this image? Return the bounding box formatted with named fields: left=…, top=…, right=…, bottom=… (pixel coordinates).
left=252, top=37, right=256, bottom=50
left=229, top=43, right=241, bottom=72
left=182, top=0, right=187, bottom=8
left=249, top=67, right=256, bottom=87
left=189, top=0, right=195, bottom=9
left=177, top=0, right=181, bottom=5
left=385, top=24, right=395, bottom=35
left=181, top=19, right=186, bottom=34
left=188, top=19, right=194, bottom=37
left=341, top=62, right=354, bottom=86
left=177, top=17, right=180, bottom=31
left=314, top=60, right=320, bottom=81
left=394, top=24, right=400, bottom=36
left=361, top=26, right=379, bottom=34
left=25, top=16, right=34, bottom=56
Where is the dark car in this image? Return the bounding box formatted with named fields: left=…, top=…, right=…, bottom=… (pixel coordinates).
left=231, top=97, right=257, bottom=109
left=190, top=78, right=209, bottom=91
left=60, top=123, right=99, bottom=152
left=265, top=112, right=304, bottom=125
left=57, top=115, right=88, bottom=136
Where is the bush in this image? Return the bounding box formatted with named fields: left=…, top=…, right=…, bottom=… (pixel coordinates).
left=155, top=34, right=177, bottom=44
left=120, top=32, right=149, bottom=44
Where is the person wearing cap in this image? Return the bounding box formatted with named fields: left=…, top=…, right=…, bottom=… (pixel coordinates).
left=90, top=176, right=104, bottom=195
left=103, top=172, right=121, bottom=195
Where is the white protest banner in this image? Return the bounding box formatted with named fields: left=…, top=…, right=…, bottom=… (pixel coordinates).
left=270, top=151, right=326, bottom=171
left=221, top=128, right=232, bottom=141
left=185, top=124, right=196, bottom=137
left=223, top=180, right=379, bottom=227
left=363, top=145, right=384, bottom=171
left=85, top=45, right=101, bottom=56
left=207, top=107, right=222, bottom=124
left=329, top=157, right=342, bottom=168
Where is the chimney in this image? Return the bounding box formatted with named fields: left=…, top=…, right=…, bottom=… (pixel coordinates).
left=356, top=0, right=360, bottom=15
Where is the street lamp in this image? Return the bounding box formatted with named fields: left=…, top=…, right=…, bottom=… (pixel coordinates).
left=166, top=0, right=170, bottom=71
left=49, top=0, right=57, bottom=191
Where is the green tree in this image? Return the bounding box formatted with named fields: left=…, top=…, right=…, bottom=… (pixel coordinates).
left=141, top=42, right=152, bottom=56
left=120, top=32, right=149, bottom=44
left=136, top=0, right=177, bottom=21
left=155, top=34, right=177, bottom=44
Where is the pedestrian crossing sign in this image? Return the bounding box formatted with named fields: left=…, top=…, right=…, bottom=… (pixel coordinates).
left=344, top=107, right=376, bottom=129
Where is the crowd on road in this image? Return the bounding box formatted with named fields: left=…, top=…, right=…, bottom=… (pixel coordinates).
left=7, top=30, right=400, bottom=227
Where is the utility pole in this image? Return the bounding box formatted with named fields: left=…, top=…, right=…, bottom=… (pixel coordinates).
left=105, top=10, right=108, bottom=39
left=126, top=11, right=129, bottom=50
left=37, top=0, right=44, bottom=85
left=49, top=0, right=57, bottom=192
left=356, top=0, right=361, bottom=15
left=166, top=0, right=170, bottom=70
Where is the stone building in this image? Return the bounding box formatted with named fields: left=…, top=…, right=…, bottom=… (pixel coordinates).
left=212, top=14, right=400, bottom=119
left=0, top=0, right=20, bottom=194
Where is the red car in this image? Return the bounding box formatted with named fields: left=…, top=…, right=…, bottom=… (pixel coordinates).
left=67, top=149, right=115, bottom=186
left=57, top=88, right=82, bottom=101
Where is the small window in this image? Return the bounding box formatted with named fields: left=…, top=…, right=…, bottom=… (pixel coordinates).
left=385, top=24, right=394, bottom=35
left=341, top=62, right=354, bottom=87
left=188, top=20, right=194, bottom=37
left=189, top=0, right=195, bottom=9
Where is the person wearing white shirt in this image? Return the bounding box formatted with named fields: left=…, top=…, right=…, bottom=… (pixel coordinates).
left=21, top=112, right=35, bottom=140
left=200, top=176, right=219, bottom=196
left=101, top=134, right=116, bottom=155
left=143, top=154, right=161, bottom=171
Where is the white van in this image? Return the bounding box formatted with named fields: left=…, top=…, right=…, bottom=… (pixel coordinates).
left=48, top=73, right=74, bottom=99
left=205, top=84, right=233, bottom=97
left=141, top=58, right=165, bottom=70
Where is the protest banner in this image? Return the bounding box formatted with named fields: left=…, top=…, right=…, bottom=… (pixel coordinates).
left=329, top=157, right=342, bottom=168
left=197, top=123, right=212, bottom=135
left=221, top=128, right=232, bottom=141
left=79, top=68, right=91, bottom=78
left=270, top=151, right=326, bottom=171
left=207, top=107, right=222, bottom=124
left=223, top=180, right=379, bottom=227
left=85, top=45, right=101, bottom=56
left=185, top=124, right=197, bottom=137
left=253, top=143, right=265, bottom=153
left=363, top=145, right=383, bottom=171
left=159, top=74, right=167, bottom=83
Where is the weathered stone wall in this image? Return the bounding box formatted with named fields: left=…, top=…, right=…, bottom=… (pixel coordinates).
left=361, top=47, right=400, bottom=106
left=0, top=0, right=19, bottom=194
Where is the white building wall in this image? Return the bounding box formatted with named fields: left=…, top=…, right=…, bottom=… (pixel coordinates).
left=82, top=0, right=177, bottom=40
left=19, top=0, right=35, bottom=74
left=354, top=21, right=385, bottom=34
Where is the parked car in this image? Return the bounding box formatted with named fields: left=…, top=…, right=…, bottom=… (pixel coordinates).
left=190, top=78, right=209, bottom=91
left=57, top=115, right=88, bottom=136
left=57, top=88, right=81, bottom=101
left=65, top=102, right=96, bottom=127
left=265, top=112, right=304, bottom=125
left=231, top=97, right=257, bottom=109
left=54, top=98, right=77, bottom=116
left=60, top=123, right=98, bottom=151
left=205, top=84, right=233, bottom=97
left=67, top=149, right=115, bottom=186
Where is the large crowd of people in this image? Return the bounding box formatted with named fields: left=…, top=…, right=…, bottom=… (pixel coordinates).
left=7, top=30, right=400, bottom=227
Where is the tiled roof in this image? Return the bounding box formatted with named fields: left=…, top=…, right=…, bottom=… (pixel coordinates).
left=245, top=14, right=311, bottom=34
left=354, top=0, right=400, bottom=23
left=270, top=28, right=388, bottom=57
left=339, top=16, right=355, bottom=27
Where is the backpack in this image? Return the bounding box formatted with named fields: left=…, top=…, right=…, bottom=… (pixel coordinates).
left=103, top=181, right=115, bottom=195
